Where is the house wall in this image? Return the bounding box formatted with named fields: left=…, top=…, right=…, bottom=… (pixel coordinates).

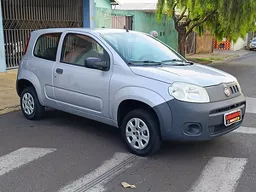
left=196, top=31, right=213, bottom=53
left=214, top=35, right=247, bottom=51
left=95, top=7, right=178, bottom=50
left=231, top=36, right=247, bottom=51
left=95, top=0, right=112, bottom=9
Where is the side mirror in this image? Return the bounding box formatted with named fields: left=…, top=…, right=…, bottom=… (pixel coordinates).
left=84, top=57, right=108, bottom=71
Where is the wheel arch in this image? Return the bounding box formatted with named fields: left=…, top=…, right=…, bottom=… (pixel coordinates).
left=16, top=70, right=44, bottom=105
left=112, top=87, right=173, bottom=140
left=112, top=87, right=167, bottom=126
left=117, top=99, right=159, bottom=128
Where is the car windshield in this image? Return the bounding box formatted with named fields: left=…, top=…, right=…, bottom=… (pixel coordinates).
left=252, top=38, right=256, bottom=42
left=101, top=32, right=186, bottom=65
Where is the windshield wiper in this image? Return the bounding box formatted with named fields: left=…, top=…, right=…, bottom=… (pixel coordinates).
left=128, top=60, right=162, bottom=66
left=161, top=59, right=193, bottom=65
left=161, top=59, right=184, bottom=63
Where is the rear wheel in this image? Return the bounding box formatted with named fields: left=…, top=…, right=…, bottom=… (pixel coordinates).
left=20, top=87, right=45, bottom=120
left=121, top=109, right=162, bottom=156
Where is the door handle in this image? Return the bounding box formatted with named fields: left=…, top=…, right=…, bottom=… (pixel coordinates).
left=56, top=68, right=63, bottom=74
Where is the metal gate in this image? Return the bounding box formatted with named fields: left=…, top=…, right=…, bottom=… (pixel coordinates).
left=186, top=31, right=196, bottom=54
left=112, top=15, right=133, bottom=30
left=2, top=0, right=83, bottom=69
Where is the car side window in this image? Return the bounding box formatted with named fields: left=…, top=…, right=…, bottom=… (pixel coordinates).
left=60, top=33, right=110, bottom=69
left=33, top=33, right=61, bottom=61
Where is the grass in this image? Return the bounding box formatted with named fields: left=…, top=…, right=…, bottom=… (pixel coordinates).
left=187, top=57, right=225, bottom=64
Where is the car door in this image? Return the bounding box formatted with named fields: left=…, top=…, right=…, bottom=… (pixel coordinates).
left=52, top=31, right=113, bottom=120
left=30, top=32, right=62, bottom=108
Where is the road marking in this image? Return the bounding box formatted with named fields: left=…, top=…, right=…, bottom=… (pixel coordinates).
left=246, top=97, right=256, bottom=114
left=58, top=152, right=139, bottom=192
left=234, top=126, right=256, bottom=134
left=0, top=147, right=56, bottom=176
left=189, top=157, right=247, bottom=192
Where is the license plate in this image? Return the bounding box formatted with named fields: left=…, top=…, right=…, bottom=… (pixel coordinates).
left=224, top=110, right=242, bottom=126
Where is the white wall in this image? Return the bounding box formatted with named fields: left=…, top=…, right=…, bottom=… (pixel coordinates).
left=231, top=34, right=248, bottom=51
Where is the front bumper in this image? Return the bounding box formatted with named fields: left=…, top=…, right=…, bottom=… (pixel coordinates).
left=250, top=44, right=256, bottom=49
left=154, top=95, right=246, bottom=141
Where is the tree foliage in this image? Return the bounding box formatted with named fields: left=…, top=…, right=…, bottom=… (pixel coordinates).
left=156, top=0, right=256, bottom=55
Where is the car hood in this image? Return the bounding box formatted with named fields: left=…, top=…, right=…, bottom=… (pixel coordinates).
left=130, top=63, right=237, bottom=87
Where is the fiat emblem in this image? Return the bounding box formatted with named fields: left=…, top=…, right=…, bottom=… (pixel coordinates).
left=224, top=86, right=231, bottom=97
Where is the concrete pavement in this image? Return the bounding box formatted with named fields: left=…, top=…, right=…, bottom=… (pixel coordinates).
left=186, top=49, right=253, bottom=64
left=0, top=69, right=19, bottom=115
left=0, top=53, right=256, bottom=192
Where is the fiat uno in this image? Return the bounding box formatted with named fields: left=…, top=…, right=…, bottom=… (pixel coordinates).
left=16, top=28, right=246, bottom=156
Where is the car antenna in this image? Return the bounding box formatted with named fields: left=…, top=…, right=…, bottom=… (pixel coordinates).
left=112, top=5, right=129, bottom=32
left=124, top=25, right=129, bottom=32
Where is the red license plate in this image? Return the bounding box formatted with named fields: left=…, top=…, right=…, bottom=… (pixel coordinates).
left=224, top=110, right=242, bottom=126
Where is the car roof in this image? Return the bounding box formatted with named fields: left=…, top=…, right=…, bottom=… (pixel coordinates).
left=32, top=28, right=141, bottom=35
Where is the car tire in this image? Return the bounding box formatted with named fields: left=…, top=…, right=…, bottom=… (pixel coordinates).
left=121, top=109, right=162, bottom=156
left=20, top=86, right=45, bottom=120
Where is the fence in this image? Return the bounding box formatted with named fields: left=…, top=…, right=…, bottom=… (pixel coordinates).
left=2, top=0, right=83, bottom=69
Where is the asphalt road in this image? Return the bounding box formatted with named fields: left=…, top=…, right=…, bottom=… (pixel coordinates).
left=0, top=52, right=256, bottom=192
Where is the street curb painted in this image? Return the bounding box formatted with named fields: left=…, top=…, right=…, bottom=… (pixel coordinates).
left=212, top=54, right=239, bottom=64
left=0, top=105, right=20, bottom=115
left=213, top=51, right=254, bottom=63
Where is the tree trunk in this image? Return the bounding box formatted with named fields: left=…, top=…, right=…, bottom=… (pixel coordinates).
left=178, top=32, right=186, bottom=57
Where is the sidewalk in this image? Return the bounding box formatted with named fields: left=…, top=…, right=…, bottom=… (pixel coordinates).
left=0, top=69, right=20, bottom=115
left=186, top=49, right=252, bottom=64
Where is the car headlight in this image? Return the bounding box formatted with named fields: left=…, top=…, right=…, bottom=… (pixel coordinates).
left=168, top=82, right=210, bottom=103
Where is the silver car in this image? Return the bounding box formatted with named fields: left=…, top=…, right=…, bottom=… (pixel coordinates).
left=16, top=28, right=246, bottom=156
left=249, top=37, right=256, bottom=50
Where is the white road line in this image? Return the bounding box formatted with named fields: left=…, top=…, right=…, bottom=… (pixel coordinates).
left=246, top=97, right=256, bottom=114
left=189, top=157, right=247, bottom=192
left=234, top=126, right=256, bottom=134
left=0, top=147, right=56, bottom=176
left=58, top=152, right=138, bottom=192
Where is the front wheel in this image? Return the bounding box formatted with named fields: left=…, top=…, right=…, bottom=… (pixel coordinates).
left=121, top=109, right=162, bottom=156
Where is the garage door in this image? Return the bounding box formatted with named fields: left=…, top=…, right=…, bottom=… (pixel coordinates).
left=2, top=0, right=83, bottom=69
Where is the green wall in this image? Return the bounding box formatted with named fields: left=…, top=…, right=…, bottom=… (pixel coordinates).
left=94, top=0, right=112, bottom=9
left=95, top=7, right=178, bottom=50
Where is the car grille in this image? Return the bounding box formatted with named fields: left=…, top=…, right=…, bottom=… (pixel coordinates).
left=209, top=121, right=242, bottom=136
left=210, top=101, right=246, bottom=114
left=229, top=84, right=239, bottom=94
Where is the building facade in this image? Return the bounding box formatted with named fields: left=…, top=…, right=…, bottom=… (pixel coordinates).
left=94, top=1, right=178, bottom=51
left=0, top=0, right=178, bottom=73
left=0, top=0, right=96, bottom=72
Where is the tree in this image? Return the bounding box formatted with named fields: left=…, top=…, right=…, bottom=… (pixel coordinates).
left=156, top=0, right=256, bottom=56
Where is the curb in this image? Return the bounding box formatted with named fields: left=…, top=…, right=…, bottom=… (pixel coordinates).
left=0, top=105, right=20, bottom=115
left=190, top=52, right=251, bottom=65
left=212, top=54, right=239, bottom=64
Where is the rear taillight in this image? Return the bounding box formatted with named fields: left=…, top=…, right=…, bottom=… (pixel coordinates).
left=23, top=35, right=30, bottom=55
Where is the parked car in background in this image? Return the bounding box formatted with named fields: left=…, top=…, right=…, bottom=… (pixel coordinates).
left=249, top=37, right=256, bottom=50
left=16, top=28, right=246, bottom=156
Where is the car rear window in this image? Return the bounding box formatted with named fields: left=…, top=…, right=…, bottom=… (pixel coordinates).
left=33, top=33, right=61, bottom=61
